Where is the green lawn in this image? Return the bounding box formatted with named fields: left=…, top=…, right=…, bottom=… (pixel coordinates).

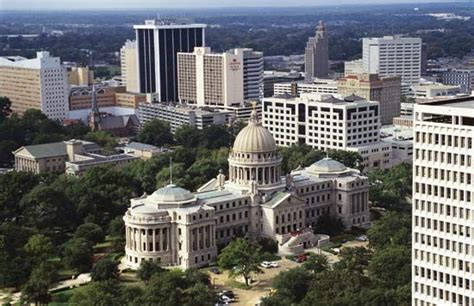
left=50, top=286, right=84, bottom=305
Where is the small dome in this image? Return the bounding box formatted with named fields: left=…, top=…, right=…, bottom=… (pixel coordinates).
left=309, top=158, right=347, bottom=173
left=150, top=184, right=194, bottom=203
left=233, top=110, right=277, bottom=153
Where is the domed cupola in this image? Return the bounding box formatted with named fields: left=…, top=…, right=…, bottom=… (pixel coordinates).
left=148, top=184, right=196, bottom=208
left=228, top=109, right=282, bottom=188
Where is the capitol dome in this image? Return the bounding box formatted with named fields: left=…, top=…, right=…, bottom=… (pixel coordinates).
left=150, top=184, right=194, bottom=203
left=308, top=158, right=347, bottom=173
left=233, top=110, right=277, bottom=153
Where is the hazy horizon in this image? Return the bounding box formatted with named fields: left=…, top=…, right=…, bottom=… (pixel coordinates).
left=0, top=0, right=465, bottom=11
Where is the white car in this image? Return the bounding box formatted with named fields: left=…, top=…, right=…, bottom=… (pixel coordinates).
left=269, top=261, right=279, bottom=268
left=260, top=261, right=273, bottom=268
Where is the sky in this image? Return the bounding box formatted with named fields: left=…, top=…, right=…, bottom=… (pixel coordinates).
left=0, top=0, right=461, bottom=10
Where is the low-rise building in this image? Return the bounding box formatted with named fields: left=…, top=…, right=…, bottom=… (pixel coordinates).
left=68, top=66, right=94, bottom=86
left=380, top=125, right=414, bottom=165
left=123, top=142, right=169, bottom=160
left=273, top=79, right=338, bottom=96
left=138, top=103, right=229, bottom=132
left=263, top=70, right=303, bottom=97
left=262, top=93, right=392, bottom=169
left=13, top=139, right=139, bottom=176
left=123, top=111, right=370, bottom=269
left=411, top=83, right=461, bottom=99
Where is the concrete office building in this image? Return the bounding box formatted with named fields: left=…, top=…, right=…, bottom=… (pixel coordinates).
left=305, top=21, right=329, bottom=80
left=412, top=97, right=474, bottom=306
left=120, top=40, right=139, bottom=93
left=338, top=73, right=402, bottom=125
left=123, top=110, right=370, bottom=269
left=0, top=51, right=69, bottom=120
left=241, top=48, right=264, bottom=102
left=344, top=59, right=365, bottom=76
left=68, top=66, right=93, bottom=86
left=380, top=124, right=414, bottom=165
left=362, top=35, right=422, bottom=88
left=274, top=79, right=338, bottom=97
left=134, top=19, right=206, bottom=102
left=442, top=69, right=474, bottom=94
left=138, top=102, right=228, bottom=132
left=177, top=47, right=244, bottom=107
left=411, top=83, right=461, bottom=99
left=263, top=71, right=303, bottom=97
left=262, top=93, right=392, bottom=169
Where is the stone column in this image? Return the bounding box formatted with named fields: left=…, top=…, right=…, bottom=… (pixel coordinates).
left=152, top=229, right=156, bottom=252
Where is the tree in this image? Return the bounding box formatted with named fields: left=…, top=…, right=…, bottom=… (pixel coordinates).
left=368, top=245, right=411, bottom=288
left=271, top=267, right=312, bottom=304
left=136, top=259, right=164, bottom=283
left=217, top=238, right=263, bottom=286
left=84, top=130, right=117, bottom=153
left=313, top=213, right=344, bottom=236
left=74, top=222, right=105, bottom=245
left=334, top=247, right=372, bottom=274
left=302, top=253, right=329, bottom=274
left=63, top=238, right=93, bottom=273
left=70, top=280, right=126, bottom=306
left=91, top=258, right=119, bottom=282
left=21, top=262, right=56, bottom=306
left=19, top=184, right=76, bottom=233
left=367, top=211, right=411, bottom=250
left=200, top=125, right=231, bottom=149
left=137, top=119, right=173, bottom=147
left=24, top=234, right=55, bottom=261
left=0, top=96, right=12, bottom=120
left=175, top=125, right=201, bottom=148
left=0, top=171, right=39, bottom=222
left=108, top=216, right=124, bottom=237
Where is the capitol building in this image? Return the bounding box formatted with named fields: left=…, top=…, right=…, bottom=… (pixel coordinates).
left=123, top=110, right=370, bottom=269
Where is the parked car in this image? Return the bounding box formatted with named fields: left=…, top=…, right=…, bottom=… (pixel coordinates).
left=295, top=255, right=307, bottom=263
left=356, top=235, right=368, bottom=241
left=269, top=261, right=279, bottom=268
left=218, top=292, right=235, bottom=303
left=260, top=261, right=273, bottom=268
left=210, top=267, right=221, bottom=274
left=221, top=290, right=235, bottom=299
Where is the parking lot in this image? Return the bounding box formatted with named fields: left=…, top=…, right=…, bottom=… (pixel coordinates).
left=209, top=258, right=299, bottom=306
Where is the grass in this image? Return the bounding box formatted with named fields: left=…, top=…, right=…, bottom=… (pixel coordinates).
left=50, top=286, right=84, bottom=305
left=225, top=279, right=251, bottom=290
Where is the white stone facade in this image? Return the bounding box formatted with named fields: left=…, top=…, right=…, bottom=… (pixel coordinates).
left=412, top=97, right=474, bottom=306
left=124, top=110, right=370, bottom=269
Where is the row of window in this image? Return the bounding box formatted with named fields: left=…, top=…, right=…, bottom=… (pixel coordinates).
left=416, top=132, right=473, bottom=149
left=414, top=282, right=472, bottom=306
left=415, top=183, right=472, bottom=202
left=415, top=199, right=471, bottom=220
left=415, top=166, right=472, bottom=184
left=414, top=232, right=471, bottom=255
left=415, top=149, right=472, bottom=166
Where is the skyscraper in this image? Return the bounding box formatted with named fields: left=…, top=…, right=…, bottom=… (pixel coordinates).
left=134, top=19, right=206, bottom=102
left=120, top=40, right=138, bottom=93
left=412, top=97, right=474, bottom=306
left=240, top=48, right=264, bottom=102
left=362, top=35, right=422, bottom=87
left=0, top=51, right=69, bottom=120
left=305, top=21, right=329, bottom=80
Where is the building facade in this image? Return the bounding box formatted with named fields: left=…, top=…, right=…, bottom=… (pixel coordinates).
left=305, top=21, right=329, bottom=80
left=263, top=71, right=303, bottom=97
left=412, top=97, right=474, bottom=306
left=134, top=19, right=206, bottom=102
left=120, top=40, right=139, bottom=93
left=262, top=93, right=392, bottom=169
left=274, top=79, right=338, bottom=97
left=344, top=59, right=365, bottom=76
left=441, top=69, right=474, bottom=94
left=68, top=66, right=93, bottom=86
left=138, top=102, right=228, bottom=132
left=362, top=36, right=422, bottom=87
left=337, top=73, right=401, bottom=125
left=0, top=51, right=69, bottom=120
left=123, top=110, right=370, bottom=269
left=177, top=47, right=244, bottom=107
left=241, top=48, right=264, bottom=102
left=411, top=83, right=461, bottom=99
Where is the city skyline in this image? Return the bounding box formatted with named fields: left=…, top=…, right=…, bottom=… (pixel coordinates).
left=1, top=0, right=462, bottom=10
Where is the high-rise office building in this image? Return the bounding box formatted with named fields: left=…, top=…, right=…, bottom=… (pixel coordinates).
left=241, top=48, right=264, bottom=102
left=120, top=40, right=139, bottom=93
left=134, top=19, right=206, bottom=102
left=338, top=73, right=401, bottom=125
left=0, top=51, right=69, bottom=120
left=177, top=47, right=244, bottom=107
left=412, top=97, right=474, bottom=306
left=305, top=21, right=329, bottom=80
left=362, top=35, right=422, bottom=87
left=262, top=93, right=392, bottom=169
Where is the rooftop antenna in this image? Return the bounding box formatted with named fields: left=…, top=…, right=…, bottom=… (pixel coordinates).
left=169, top=157, right=173, bottom=185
